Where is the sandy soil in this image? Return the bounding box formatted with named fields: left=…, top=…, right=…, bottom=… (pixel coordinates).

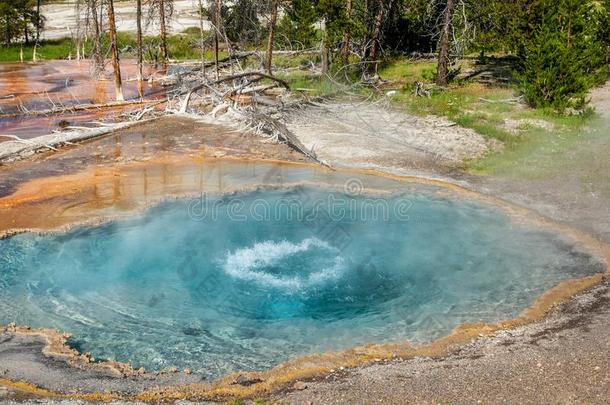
left=285, top=99, right=501, bottom=178
left=41, top=1, right=207, bottom=41
left=590, top=83, right=610, bottom=118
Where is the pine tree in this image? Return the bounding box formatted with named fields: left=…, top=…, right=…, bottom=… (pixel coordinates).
left=515, top=0, right=609, bottom=110
left=277, top=0, right=318, bottom=49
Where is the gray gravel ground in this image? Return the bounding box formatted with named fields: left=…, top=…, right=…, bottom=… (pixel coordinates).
left=274, top=282, right=610, bottom=404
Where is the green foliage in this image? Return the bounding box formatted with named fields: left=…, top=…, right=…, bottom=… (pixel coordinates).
left=0, top=0, right=42, bottom=45
left=279, top=71, right=342, bottom=97
left=382, top=0, right=435, bottom=53
left=225, top=0, right=266, bottom=47
left=277, top=0, right=318, bottom=49
left=421, top=66, right=437, bottom=82
left=317, top=0, right=349, bottom=46
left=515, top=0, right=610, bottom=110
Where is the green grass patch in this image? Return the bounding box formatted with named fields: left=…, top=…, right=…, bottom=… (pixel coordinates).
left=0, top=30, right=222, bottom=63
left=0, top=38, right=76, bottom=62
left=372, top=58, right=604, bottom=174
left=278, top=71, right=344, bottom=97
left=471, top=112, right=594, bottom=176
left=378, top=58, right=437, bottom=84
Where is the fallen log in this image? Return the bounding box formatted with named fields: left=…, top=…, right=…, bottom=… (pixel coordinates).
left=212, top=72, right=290, bottom=89
left=240, top=111, right=330, bottom=168
left=0, top=99, right=162, bottom=119
left=177, top=72, right=288, bottom=113
left=189, top=52, right=255, bottom=71
left=0, top=118, right=157, bottom=164
left=237, top=84, right=278, bottom=95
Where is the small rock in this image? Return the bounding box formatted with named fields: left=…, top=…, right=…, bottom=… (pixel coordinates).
left=594, top=366, right=601, bottom=371
left=233, top=375, right=263, bottom=386
left=293, top=381, right=308, bottom=391
left=183, top=368, right=191, bottom=375
left=137, top=367, right=145, bottom=375
left=537, top=362, right=542, bottom=368
left=168, top=367, right=178, bottom=373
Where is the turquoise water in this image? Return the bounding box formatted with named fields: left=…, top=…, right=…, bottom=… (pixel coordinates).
left=0, top=186, right=603, bottom=379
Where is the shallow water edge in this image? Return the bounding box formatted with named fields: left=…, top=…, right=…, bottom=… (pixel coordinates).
left=0, top=156, right=609, bottom=401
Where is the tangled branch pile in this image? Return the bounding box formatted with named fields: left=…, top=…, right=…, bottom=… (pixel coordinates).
left=162, top=56, right=328, bottom=166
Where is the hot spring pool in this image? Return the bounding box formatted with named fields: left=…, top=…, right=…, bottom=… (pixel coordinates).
left=0, top=185, right=603, bottom=379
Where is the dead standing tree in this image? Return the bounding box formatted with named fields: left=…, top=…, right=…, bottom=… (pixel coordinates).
left=147, top=0, right=173, bottom=63
left=212, top=0, right=222, bottom=79
left=368, top=0, right=393, bottom=75
left=197, top=0, right=207, bottom=75
left=436, top=0, right=455, bottom=86
left=84, top=0, right=105, bottom=78
left=107, top=0, right=124, bottom=101
left=265, top=0, right=279, bottom=74
left=136, top=0, right=144, bottom=83
left=159, top=0, right=168, bottom=61
left=340, top=0, right=352, bottom=64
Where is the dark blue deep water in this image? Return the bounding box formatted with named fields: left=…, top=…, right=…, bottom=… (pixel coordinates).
left=0, top=187, right=603, bottom=379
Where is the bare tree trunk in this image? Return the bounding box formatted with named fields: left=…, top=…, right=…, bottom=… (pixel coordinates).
left=159, top=0, right=168, bottom=62
left=36, top=0, right=41, bottom=42
left=214, top=0, right=221, bottom=79
left=4, top=15, right=10, bottom=45
left=321, top=19, right=330, bottom=74
left=74, top=0, right=83, bottom=61
left=321, top=45, right=330, bottom=74
left=90, top=0, right=104, bottom=77
left=265, top=0, right=278, bottom=74
left=369, top=0, right=390, bottom=75
left=361, top=0, right=370, bottom=60
left=136, top=0, right=143, bottom=82
left=198, top=0, right=206, bottom=75
left=107, top=0, right=124, bottom=101
left=436, top=0, right=455, bottom=87
left=340, top=0, right=352, bottom=64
